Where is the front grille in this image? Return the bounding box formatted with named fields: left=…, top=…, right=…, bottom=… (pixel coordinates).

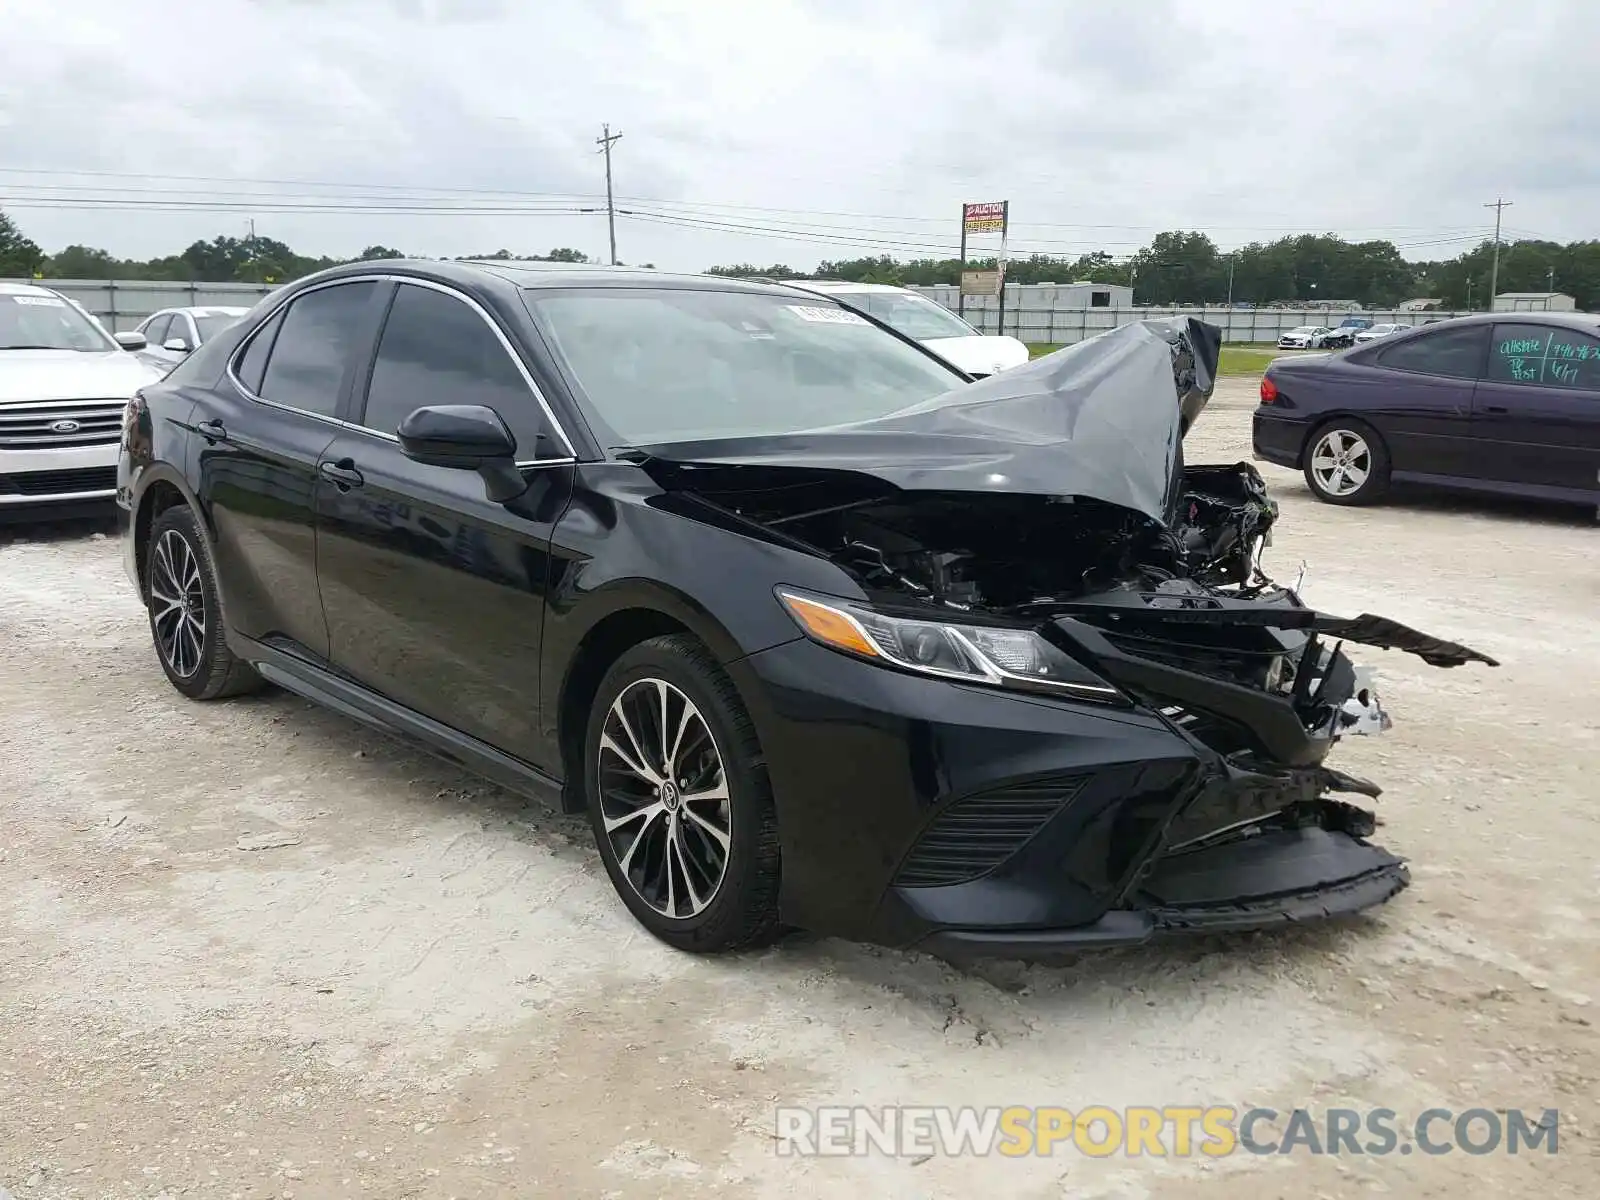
left=1100, top=629, right=1283, bottom=689
left=894, top=775, right=1086, bottom=887
left=0, top=402, right=127, bottom=449
left=0, top=466, right=117, bottom=497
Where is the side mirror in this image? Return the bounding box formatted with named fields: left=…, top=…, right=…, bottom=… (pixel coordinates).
left=163, top=337, right=192, bottom=353
left=397, top=404, right=527, bottom=502
left=114, top=331, right=148, bottom=351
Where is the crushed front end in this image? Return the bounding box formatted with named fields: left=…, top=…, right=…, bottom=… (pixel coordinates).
left=632, top=317, right=1496, bottom=956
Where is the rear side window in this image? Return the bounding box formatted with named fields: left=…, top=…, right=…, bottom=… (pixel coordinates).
left=234, top=308, right=286, bottom=395
left=1487, top=324, right=1600, bottom=390
left=257, top=282, right=379, bottom=417
left=361, top=283, right=556, bottom=457
left=1374, top=326, right=1487, bottom=379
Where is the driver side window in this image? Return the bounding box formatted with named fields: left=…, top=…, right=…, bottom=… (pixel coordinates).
left=360, top=283, right=561, bottom=460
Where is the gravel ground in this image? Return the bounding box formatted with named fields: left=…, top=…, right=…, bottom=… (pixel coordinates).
left=2, top=379, right=1597, bottom=1199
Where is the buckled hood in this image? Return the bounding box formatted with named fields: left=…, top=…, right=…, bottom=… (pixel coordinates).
left=626, top=317, right=1222, bottom=526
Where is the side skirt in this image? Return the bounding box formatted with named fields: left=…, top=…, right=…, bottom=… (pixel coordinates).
left=234, top=634, right=566, bottom=805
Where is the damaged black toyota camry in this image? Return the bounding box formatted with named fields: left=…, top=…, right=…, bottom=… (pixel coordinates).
left=116, top=261, right=1496, bottom=960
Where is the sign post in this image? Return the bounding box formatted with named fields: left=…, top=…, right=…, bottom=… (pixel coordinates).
left=959, top=201, right=1009, bottom=332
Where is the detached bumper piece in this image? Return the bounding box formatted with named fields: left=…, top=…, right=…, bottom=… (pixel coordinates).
left=910, top=761, right=1410, bottom=963
left=919, top=829, right=1407, bottom=962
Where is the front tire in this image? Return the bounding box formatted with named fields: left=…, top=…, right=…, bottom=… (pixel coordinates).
left=145, top=505, right=263, bottom=700
left=1303, top=418, right=1391, bottom=506
left=583, top=634, right=781, bottom=953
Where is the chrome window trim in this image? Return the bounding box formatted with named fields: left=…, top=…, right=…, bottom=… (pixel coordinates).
left=224, top=273, right=580, bottom=468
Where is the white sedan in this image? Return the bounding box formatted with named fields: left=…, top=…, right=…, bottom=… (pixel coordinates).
left=783, top=281, right=1031, bottom=378
left=1277, top=325, right=1331, bottom=349
left=1353, top=323, right=1406, bottom=344
left=133, top=305, right=251, bottom=370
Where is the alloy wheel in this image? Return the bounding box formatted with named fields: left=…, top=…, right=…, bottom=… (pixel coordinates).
left=596, top=677, right=732, bottom=920
left=150, top=528, right=206, bottom=677
left=1310, top=429, right=1372, bottom=497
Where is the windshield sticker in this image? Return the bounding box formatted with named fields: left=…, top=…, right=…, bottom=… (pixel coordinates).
left=10, top=296, right=67, bottom=307
left=786, top=305, right=869, bottom=326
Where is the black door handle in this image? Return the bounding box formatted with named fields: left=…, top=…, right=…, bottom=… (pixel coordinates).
left=1484, top=405, right=1510, bottom=415
left=196, top=418, right=228, bottom=443
left=319, top=459, right=365, bottom=490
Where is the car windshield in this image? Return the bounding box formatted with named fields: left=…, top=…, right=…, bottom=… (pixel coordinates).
left=525, top=287, right=965, bottom=446
left=0, top=293, right=116, bottom=352
left=193, top=313, right=243, bottom=343
left=1289, top=326, right=1317, bottom=335
left=851, top=291, right=977, bottom=340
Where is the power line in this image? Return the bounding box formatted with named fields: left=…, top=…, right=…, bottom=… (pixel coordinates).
left=0, top=166, right=1509, bottom=241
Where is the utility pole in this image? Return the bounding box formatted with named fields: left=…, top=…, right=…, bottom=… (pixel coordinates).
left=1226, top=254, right=1235, bottom=308
left=596, top=124, right=623, bottom=266
left=1483, top=197, right=1511, bottom=312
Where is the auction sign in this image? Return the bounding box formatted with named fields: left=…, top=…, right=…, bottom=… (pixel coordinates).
left=963, top=202, right=1007, bottom=234
left=957, top=201, right=1010, bottom=321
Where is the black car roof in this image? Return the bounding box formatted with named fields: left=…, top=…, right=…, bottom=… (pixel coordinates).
left=1392, top=311, right=1600, bottom=332
left=292, top=257, right=823, bottom=299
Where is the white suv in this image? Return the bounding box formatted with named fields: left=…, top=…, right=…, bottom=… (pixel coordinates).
left=0, top=282, right=164, bottom=517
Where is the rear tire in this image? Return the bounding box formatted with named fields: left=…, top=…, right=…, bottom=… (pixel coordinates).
left=583, top=634, right=781, bottom=953
left=146, top=505, right=263, bottom=700
left=1303, top=418, right=1391, bottom=506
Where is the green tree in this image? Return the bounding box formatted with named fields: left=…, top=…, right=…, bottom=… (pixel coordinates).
left=0, top=210, right=45, bottom=277
left=45, top=245, right=119, bottom=277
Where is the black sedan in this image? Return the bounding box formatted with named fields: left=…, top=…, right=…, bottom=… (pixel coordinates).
left=116, top=262, right=1494, bottom=960
left=1254, top=313, right=1600, bottom=506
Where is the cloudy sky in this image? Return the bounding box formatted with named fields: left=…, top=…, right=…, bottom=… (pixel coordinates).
left=0, top=0, right=1592, bottom=271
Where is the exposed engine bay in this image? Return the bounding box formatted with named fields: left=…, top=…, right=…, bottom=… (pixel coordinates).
left=627, top=317, right=1498, bottom=924
left=687, top=460, right=1279, bottom=612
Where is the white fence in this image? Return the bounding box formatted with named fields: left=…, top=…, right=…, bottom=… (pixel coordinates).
left=911, top=286, right=1473, bottom=345
left=3, top=278, right=280, bottom=332
left=8, top=274, right=1478, bottom=345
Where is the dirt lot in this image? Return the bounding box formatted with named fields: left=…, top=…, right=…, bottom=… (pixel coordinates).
left=3, top=379, right=1597, bottom=1199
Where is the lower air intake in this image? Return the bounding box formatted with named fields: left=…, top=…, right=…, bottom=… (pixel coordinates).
left=894, top=775, right=1086, bottom=888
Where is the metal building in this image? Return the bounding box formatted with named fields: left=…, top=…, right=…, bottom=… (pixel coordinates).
left=1493, top=291, right=1577, bottom=312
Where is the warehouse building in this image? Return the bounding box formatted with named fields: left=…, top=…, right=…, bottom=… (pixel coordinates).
left=1493, top=291, right=1577, bottom=312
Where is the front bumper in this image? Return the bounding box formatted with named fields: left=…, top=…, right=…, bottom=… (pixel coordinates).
left=921, top=826, right=1407, bottom=960
left=0, top=441, right=120, bottom=519
left=736, top=627, right=1404, bottom=956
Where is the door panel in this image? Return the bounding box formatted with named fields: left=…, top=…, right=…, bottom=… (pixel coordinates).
left=1470, top=323, right=1600, bottom=494
left=314, top=434, right=573, bottom=761
left=314, top=281, right=576, bottom=764
left=1362, top=325, right=1486, bottom=479
left=194, top=388, right=339, bottom=660
left=194, top=279, right=384, bottom=662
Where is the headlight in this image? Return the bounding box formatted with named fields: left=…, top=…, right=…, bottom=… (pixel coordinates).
left=776, top=588, right=1124, bottom=703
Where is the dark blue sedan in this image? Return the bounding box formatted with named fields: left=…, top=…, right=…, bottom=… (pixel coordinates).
left=1252, top=313, right=1600, bottom=507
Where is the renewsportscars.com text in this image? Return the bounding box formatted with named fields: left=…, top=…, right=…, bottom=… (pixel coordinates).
left=774, top=1105, right=1560, bottom=1159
